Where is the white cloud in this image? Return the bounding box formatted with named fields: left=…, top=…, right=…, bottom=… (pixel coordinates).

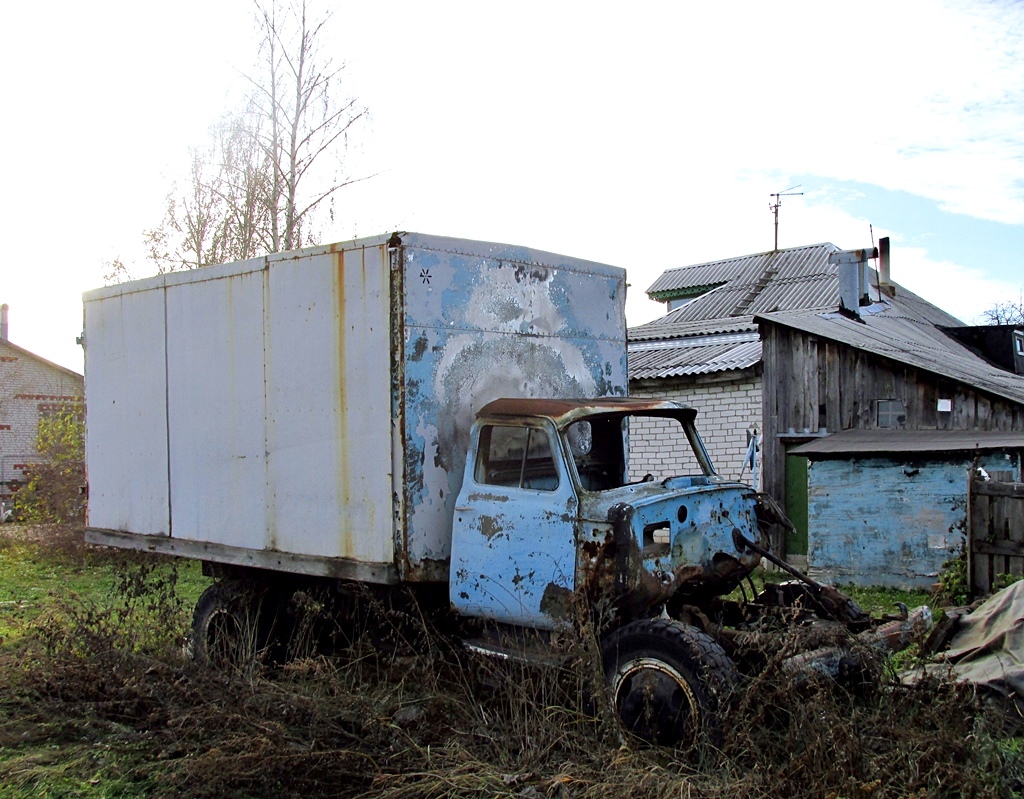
left=883, top=246, right=1020, bottom=324
left=3, top=0, right=1023, bottom=371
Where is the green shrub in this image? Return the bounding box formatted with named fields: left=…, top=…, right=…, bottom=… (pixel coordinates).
left=13, top=407, right=85, bottom=523
left=937, top=543, right=970, bottom=606
left=992, top=572, right=1024, bottom=593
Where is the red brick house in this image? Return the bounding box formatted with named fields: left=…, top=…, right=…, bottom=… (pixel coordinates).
left=0, top=306, right=84, bottom=503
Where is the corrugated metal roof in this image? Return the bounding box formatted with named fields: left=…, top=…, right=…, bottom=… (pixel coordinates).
left=628, top=242, right=995, bottom=389
left=791, top=428, right=1024, bottom=457
left=756, top=286, right=1024, bottom=407
left=628, top=332, right=761, bottom=380
left=628, top=243, right=843, bottom=377
left=645, top=243, right=840, bottom=305
left=629, top=313, right=757, bottom=342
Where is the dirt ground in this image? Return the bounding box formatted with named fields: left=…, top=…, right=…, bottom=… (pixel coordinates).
left=1, top=526, right=1022, bottom=799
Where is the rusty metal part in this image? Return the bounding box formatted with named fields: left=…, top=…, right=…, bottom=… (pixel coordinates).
left=754, top=492, right=795, bottom=534
left=608, top=502, right=674, bottom=619
left=478, top=397, right=698, bottom=427
left=781, top=605, right=933, bottom=682
left=861, top=605, right=933, bottom=652
left=609, top=502, right=634, bottom=598
left=919, top=606, right=971, bottom=656
left=732, top=528, right=820, bottom=590
left=599, top=502, right=713, bottom=620
left=733, top=528, right=871, bottom=629
left=673, top=603, right=714, bottom=633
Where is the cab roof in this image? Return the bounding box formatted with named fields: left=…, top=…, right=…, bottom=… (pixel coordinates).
left=476, top=397, right=698, bottom=427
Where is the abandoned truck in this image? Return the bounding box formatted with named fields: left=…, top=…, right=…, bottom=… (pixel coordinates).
left=83, top=232, right=925, bottom=746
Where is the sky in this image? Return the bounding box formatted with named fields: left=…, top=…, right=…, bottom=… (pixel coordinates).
left=3, top=0, right=1023, bottom=373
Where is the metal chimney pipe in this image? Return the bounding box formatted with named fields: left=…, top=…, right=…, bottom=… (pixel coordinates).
left=0, top=304, right=8, bottom=340
left=829, top=248, right=878, bottom=318
left=879, top=237, right=894, bottom=297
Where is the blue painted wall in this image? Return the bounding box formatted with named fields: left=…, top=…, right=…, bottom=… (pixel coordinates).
left=805, top=451, right=1019, bottom=589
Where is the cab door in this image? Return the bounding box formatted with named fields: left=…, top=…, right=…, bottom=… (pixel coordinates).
left=449, top=420, right=578, bottom=629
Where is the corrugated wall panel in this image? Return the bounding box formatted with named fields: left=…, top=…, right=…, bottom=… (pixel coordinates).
left=264, top=244, right=394, bottom=563
left=165, top=270, right=267, bottom=547
left=85, top=286, right=170, bottom=535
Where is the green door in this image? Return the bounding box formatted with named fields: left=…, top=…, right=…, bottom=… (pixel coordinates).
left=784, top=451, right=808, bottom=557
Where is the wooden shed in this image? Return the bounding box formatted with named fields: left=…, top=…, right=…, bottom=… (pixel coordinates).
left=790, top=430, right=1021, bottom=588
left=754, top=248, right=1024, bottom=581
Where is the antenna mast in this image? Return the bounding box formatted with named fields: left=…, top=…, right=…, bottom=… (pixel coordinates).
left=769, top=185, right=804, bottom=250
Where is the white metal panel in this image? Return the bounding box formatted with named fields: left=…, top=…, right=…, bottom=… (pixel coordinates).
left=165, top=270, right=268, bottom=546
left=84, top=233, right=628, bottom=582
left=84, top=286, right=170, bottom=534
left=264, top=244, right=394, bottom=562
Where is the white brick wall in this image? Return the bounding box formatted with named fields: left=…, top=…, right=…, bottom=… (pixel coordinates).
left=630, top=374, right=763, bottom=485
left=0, top=340, right=84, bottom=498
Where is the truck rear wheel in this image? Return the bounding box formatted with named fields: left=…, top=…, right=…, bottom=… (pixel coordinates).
left=601, top=618, right=738, bottom=747
left=191, top=580, right=274, bottom=669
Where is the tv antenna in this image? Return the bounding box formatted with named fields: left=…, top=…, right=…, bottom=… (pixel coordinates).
left=769, top=185, right=803, bottom=250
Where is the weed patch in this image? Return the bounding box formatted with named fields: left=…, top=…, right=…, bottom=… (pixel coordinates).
left=0, top=527, right=1020, bottom=798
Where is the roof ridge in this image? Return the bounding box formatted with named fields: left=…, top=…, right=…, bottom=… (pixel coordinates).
left=657, top=242, right=838, bottom=274
left=0, top=339, right=83, bottom=381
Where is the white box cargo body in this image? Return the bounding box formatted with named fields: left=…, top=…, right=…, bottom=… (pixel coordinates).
left=84, top=233, right=627, bottom=583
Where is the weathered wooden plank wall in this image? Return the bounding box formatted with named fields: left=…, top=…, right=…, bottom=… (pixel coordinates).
left=760, top=320, right=1024, bottom=509
left=969, top=478, right=1024, bottom=596
left=804, top=457, right=1011, bottom=589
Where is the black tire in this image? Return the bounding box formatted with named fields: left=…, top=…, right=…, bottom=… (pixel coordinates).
left=191, top=580, right=276, bottom=670
left=601, top=618, right=738, bottom=747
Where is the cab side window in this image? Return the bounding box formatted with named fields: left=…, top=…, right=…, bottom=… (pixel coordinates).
left=475, top=425, right=559, bottom=491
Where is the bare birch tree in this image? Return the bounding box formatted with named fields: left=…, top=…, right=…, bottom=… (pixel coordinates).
left=142, top=0, right=366, bottom=274
left=981, top=291, right=1024, bottom=325
left=254, top=0, right=367, bottom=253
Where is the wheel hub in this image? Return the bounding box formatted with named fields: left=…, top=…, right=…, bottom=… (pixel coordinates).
left=611, top=657, right=701, bottom=746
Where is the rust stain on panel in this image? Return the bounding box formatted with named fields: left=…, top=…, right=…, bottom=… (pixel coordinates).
left=480, top=515, right=504, bottom=540
left=263, top=268, right=278, bottom=553
left=335, top=249, right=353, bottom=558
left=388, top=242, right=411, bottom=578
left=540, top=582, right=573, bottom=620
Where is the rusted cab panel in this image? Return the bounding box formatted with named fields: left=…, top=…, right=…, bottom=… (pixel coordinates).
left=83, top=234, right=627, bottom=583
left=450, top=400, right=761, bottom=628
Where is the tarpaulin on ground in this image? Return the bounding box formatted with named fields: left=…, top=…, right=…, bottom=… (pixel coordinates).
left=906, top=580, right=1024, bottom=707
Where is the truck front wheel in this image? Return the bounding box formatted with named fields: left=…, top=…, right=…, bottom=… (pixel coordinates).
left=191, top=580, right=273, bottom=669
left=601, top=618, right=738, bottom=747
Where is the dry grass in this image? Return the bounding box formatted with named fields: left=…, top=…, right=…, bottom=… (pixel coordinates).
left=1, top=529, right=1022, bottom=799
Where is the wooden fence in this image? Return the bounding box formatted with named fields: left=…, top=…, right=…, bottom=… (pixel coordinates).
left=969, top=476, right=1024, bottom=596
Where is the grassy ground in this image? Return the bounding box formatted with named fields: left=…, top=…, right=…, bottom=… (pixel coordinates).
left=0, top=524, right=209, bottom=651
left=0, top=525, right=1021, bottom=799
left=728, top=567, right=932, bottom=616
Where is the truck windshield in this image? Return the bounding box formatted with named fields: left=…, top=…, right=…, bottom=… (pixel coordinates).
left=626, top=414, right=715, bottom=481
left=565, top=413, right=715, bottom=491
left=566, top=418, right=626, bottom=491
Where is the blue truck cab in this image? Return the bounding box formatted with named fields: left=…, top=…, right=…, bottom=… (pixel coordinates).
left=450, top=397, right=765, bottom=631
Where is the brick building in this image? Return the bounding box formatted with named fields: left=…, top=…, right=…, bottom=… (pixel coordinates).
left=628, top=242, right=1024, bottom=585
left=0, top=305, right=84, bottom=502
left=629, top=358, right=761, bottom=482
left=627, top=243, right=843, bottom=489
